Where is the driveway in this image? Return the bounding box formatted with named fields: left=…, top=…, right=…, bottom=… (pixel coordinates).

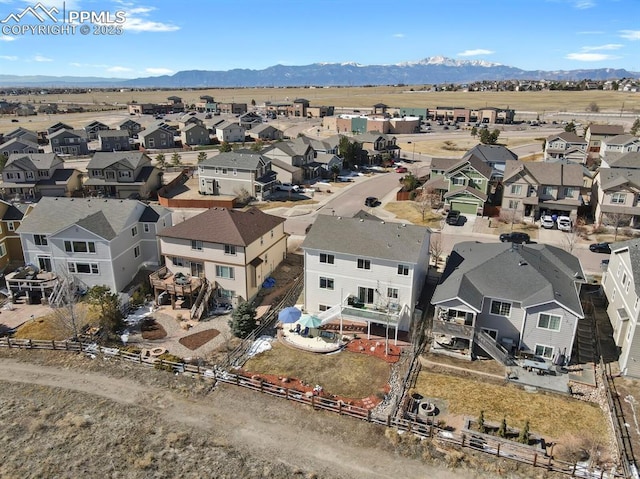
left=442, top=213, right=476, bottom=235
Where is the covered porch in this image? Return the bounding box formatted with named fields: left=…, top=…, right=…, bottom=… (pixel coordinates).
left=149, top=266, right=204, bottom=314
left=431, top=305, right=477, bottom=360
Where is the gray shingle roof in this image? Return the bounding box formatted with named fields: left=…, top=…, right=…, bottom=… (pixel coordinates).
left=48, top=129, right=86, bottom=140
left=503, top=160, right=583, bottom=186
left=432, top=242, right=585, bottom=317
left=302, top=215, right=429, bottom=263
left=608, top=151, right=640, bottom=169
left=463, top=144, right=518, bottom=163
left=17, top=197, right=148, bottom=240
left=546, top=131, right=586, bottom=144
left=199, top=151, right=268, bottom=170
left=87, top=152, right=149, bottom=170
left=603, top=134, right=639, bottom=146
left=6, top=153, right=60, bottom=170
left=598, top=168, right=640, bottom=190
left=98, top=130, right=129, bottom=138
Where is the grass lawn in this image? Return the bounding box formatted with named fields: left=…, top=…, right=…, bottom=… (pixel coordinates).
left=254, top=199, right=318, bottom=210
left=14, top=303, right=100, bottom=340
left=398, top=136, right=544, bottom=159
left=412, top=371, right=607, bottom=440
left=243, top=342, right=390, bottom=399
left=384, top=201, right=443, bottom=228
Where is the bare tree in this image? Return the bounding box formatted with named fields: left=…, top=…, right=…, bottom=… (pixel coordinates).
left=603, top=212, right=631, bottom=241
left=50, top=271, right=87, bottom=340
left=561, top=230, right=580, bottom=254
left=413, top=187, right=441, bottom=221
left=430, top=234, right=444, bottom=271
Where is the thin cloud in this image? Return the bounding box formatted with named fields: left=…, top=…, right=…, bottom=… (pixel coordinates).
left=582, top=44, right=623, bottom=51
left=145, top=67, right=173, bottom=75
left=107, top=66, right=133, bottom=73
left=565, top=52, right=615, bottom=61
left=33, top=55, right=53, bottom=62
left=0, top=55, right=18, bottom=61
left=392, top=33, right=405, bottom=38
left=573, top=0, right=595, bottom=9
left=0, top=35, right=15, bottom=42
left=620, top=30, right=640, bottom=40
left=113, top=3, right=179, bottom=32
left=70, top=62, right=109, bottom=68
left=458, top=49, right=494, bottom=57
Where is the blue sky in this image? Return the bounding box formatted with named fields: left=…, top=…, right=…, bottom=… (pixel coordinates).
left=0, top=0, right=639, bottom=78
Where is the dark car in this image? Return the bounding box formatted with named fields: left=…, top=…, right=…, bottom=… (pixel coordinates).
left=499, top=232, right=530, bottom=244
left=589, top=242, right=611, bottom=254
left=364, top=196, right=378, bottom=207
left=446, top=210, right=461, bottom=226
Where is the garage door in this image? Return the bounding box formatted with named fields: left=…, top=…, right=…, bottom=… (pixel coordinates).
left=450, top=201, right=478, bottom=215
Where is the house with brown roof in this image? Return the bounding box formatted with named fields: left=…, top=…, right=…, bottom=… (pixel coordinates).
left=0, top=199, right=28, bottom=272
left=246, top=124, right=284, bottom=141
left=585, top=124, right=625, bottom=162
left=501, top=160, right=584, bottom=221
left=592, top=168, right=640, bottom=227
left=262, top=141, right=319, bottom=180
left=156, top=207, right=287, bottom=305
left=543, top=132, right=587, bottom=163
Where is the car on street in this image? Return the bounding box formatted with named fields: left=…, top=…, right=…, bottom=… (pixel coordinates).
left=499, top=232, right=530, bottom=244
left=557, top=216, right=573, bottom=232
left=446, top=210, right=461, bottom=226
left=275, top=183, right=300, bottom=192
left=541, top=215, right=555, bottom=229
left=589, top=242, right=611, bottom=254
left=364, top=196, right=379, bottom=207
left=395, top=166, right=408, bottom=173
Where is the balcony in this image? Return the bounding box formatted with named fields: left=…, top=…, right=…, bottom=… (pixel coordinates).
left=431, top=307, right=475, bottom=340
left=341, top=305, right=400, bottom=326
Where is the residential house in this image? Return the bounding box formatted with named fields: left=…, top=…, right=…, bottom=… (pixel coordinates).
left=49, top=129, right=89, bottom=155
left=139, top=124, right=175, bottom=149
left=46, top=122, right=73, bottom=136
left=501, top=160, right=584, bottom=221
left=604, top=151, right=640, bottom=170
left=295, top=135, right=341, bottom=155
left=315, top=153, right=343, bottom=177
left=97, top=130, right=131, bottom=152
left=119, top=119, right=143, bottom=137
left=1, top=153, right=82, bottom=200
left=301, top=214, right=430, bottom=339
left=356, top=132, right=400, bottom=162
left=4, top=127, right=38, bottom=145
left=602, top=239, right=640, bottom=377
left=84, top=121, right=110, bottom=140
left=238, top=112, right=263, bottom=130
left=431, top=242, right=585, bottom=365
left=543, top=132, right=587, bottom=163
left=585, top=124, right=625, bottom=163
left=0, top=138, right=41, bottom=159
left=246, top=124, right=284, bottom=141
left=262, top=141, right=320, bottom=180
left=592, top=168, right=640, bottom=227
left=0, top=199, right=28, bottom=272
left=269, top=158, right=303, bottom=185
left=215, top=121, right=246, bottom=143
left=177, top=115, right=204, bottom=129
left=198, top=151, right=276, bottom=201
left=180, top=123, right=210, bottom=146
left=195, top=95, right=216, bottom=113
left=84, top=152, right=163, bottom=199
left=462, top=144, right=518, bottom=179
left=156, top=207, right=287, bottom=305
left=13, top=197, right=171, bottom=298
left=600, top=134, right=640, bottom=166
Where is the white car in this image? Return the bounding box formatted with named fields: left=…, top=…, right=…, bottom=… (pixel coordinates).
left=557, top=216, right=573, bottom=232
left=275, top=183, right=300, bottom=192
left=541, top=215, right=555, bottom=229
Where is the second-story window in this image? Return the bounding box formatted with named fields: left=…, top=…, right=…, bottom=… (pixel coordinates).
left=357, top=258, right=371, bottom=270
left=224, top=244, right=236, bottom=255
left=191, top=240, right=203, bottom=251
left=131, top=226, right=138, bottom=237
left=510, top=184, right=522, bottom=195
left=64, top=240, right=96, bottom=253
left=34, top=234, right=47, bottom=245
left=563, top=187, right=574, bottom=197
left=612, top=192, right=627, bottom=204
left=542, top=186, right=553, bottom=196
left=7, top=221, right=15, bottom=232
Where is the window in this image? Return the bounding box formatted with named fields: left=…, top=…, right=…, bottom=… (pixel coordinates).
left=397, top=264, right=409, bottom=276
left=319, top=253, right=334, bottom=264
left=34, top=234, right=47, bottom=245
left=172, top=256, right=187, bottom=267
left=0, top=243, right=5, bottom=258
left=510, top=184, right=522, bottom=195
left=535, top=344, right=554, bottom=359
left=451, top=177, right=465, bottom=186
left=612, top=288, right=617, bottom=302
left=490, top=300, right=511, bottom=317
left=67, top=262, right=99, bottom=274
left=358, top=286, right=375, bottom=304
left=319, top=304, right=330, bottom=312
left=563, top=187, right=574, bottom=197
left=38, top=170, right=48, bottom=178
left=134, top=246, right=140, bottom=258
left=612, top=192, right=627, bottom=204
left=7, top=222, right=15, bottom=232
left=270, top=230, right=274, bottom=238
left=64, top=241, right=96, bottom=253
left=215, top=265, right=234, bottom=279
left=357, top=258, right=371, bottom=270
left=148, top=138, right=155, bottom=148
left=217, top=288, right=235, bottom=300
left=387, top=288, right=399, bottom=299
left=319, top=277, right=334, bottom=290
left=191, top=240, right=203, bottom=251
left=131, top=226, right=138, bottom=237
left=119, top=171, right=132, bottom=178
left=537, top=313, right=561, bottom=331
left=143, top=224, right=150, bottom=233
left=542, top=186, right=553, bottom=196
left=224, top=244, right=236, bottom=255
left=222, top=168, right=228, bottom=175
left=508, top=200, right=519, bottom=209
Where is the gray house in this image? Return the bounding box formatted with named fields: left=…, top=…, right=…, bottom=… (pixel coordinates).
left=215, top=121, right=246, bottom=143
left=0, top=137, right=42, bottom=159
left=98, top=130, right=131, bottom=152
left=84, top=121, right=110, bottom=140
left=139, top=124, right=175, bottom=149
left=119, top=119, right=143, bottom=137
left=13, top=197, right=172, bottom=295
left=49, top=129, right=89, bottom=155
left=247, top=124, right=284, bottom=141
left=5, top=127, right=38, bottom=145
left=180, top=123, right=210, bottom=146
left=84, top=152, right=163, bottom=199
left=198, top=151, right=276, bottom=201
left=431, top=242, right=585, bottom=366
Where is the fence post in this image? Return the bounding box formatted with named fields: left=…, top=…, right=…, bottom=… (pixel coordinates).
left=65, top=341, right=69, bottom=351
left=236, top=374, right=240, bottom=386
left=496, top=443, right=500, bottom=457
left=367, top=410, right=371, bottom=422
left=572, top=462, right=577, bottom=477
left=311, top=395, right=315, bottom=409
left=461, top=434, right=465, bottom=447
left=285, top=388, right=289, bottom=400
left=339, top=402, right=342, bottom=416
left=533, top=453, right=537, bottom=467
left=6, top=337, right=11, bottom=348
left=386, top=414, right=391, bottom=427
left=260, top=380, right=263, bottom=393
left=28, top=339, right=32, bottom=349
left=51, top=340, right=56, bottom=350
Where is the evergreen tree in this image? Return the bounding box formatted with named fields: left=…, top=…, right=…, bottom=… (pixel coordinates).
left=478, top=410, right=486, bottom=433
left=197, top=151, right=208, bottom=163
left=171, top=152, right=181, bottom=166
left=219, top=141, right=232, bottom=152
left=631, top=118, right=640, bottom=136
left=155, top=153, right=166, bottom=169
left=229, top=301, right=257, bottom=338
left=518, top=420, right=530, bottom=444
left=497, top=417, right=507, bottom=438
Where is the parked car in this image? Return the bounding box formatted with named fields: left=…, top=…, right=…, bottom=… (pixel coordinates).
left=499, top=232, right=530, bottom=244
left=446, top=210, right=461, bottom=226
left=275, top=183, right=300, bottom=192
left=364, top=196, right=379, bottom=207
left=395, top=166, right=408, bottom=173
left=589, top=242, right=611, bottom=254
left=11, top=119, right=19, bottom=123
left=557, top=216, right=573, bottom=232
left=541, top=215, right=555, bottom=229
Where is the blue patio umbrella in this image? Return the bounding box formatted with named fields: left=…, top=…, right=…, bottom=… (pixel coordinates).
left=278, top=306, right=302, bottom=324
left=296, top=313, right=323, bottom=329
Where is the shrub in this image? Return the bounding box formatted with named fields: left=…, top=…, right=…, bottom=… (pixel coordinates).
left=154, top=352, right=184, bottom=372
left=518, top=420, right=530, bottom=444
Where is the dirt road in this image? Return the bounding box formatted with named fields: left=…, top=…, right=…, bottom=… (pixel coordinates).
left=0, top=354, right=484, bottom=478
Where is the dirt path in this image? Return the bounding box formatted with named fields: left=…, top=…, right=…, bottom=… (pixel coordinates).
left=0, top=357, right=479, bottom=478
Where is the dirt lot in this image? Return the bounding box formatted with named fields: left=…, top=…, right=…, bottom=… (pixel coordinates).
left=0, top=349, right=562, bottom=479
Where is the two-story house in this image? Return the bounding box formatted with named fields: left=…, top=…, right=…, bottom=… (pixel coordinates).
left=139, top=124, right=175, bottom=149
left=602, top=239, right=640, bottom=377
left=592, top=168, right=640, bottom=227
left=11, top=197, right=171, bottom=300
left=155, top=207, right=287, bottom=306
left=84, top=152, right=163, bottom=199
left=1, top=153, right=83, bottom=200
left=215, top=121, right=246, bottom=143
left=0, top=137, right=42, bottom=159
left=543, top=132, right=587, bottom=163
left=4, top=127, right=38, bottom=145
left=246, top=124, right=284, bottom=141
left=440, top=155, right=493, bottom=216
left=585, top=124, right=625, bottom=163
left=119, top=119, right=143, bottom=137
left=262, top=141, right=319, bottom=180
left=0, top=199, right=28, bottom=272
left=238, top=112, right=263, bottom=130
left=46, top=122, right=73, bottom=136
left=302, top=214, right=430, bottom=341
left=180, top=123, right=210, bottom=146
left=49, top=129, right=89, bottom=156
left=431, top=242, right=585, bottom=366
left=198, top=151, right=276, bottom=201
left=501, top=160, right=584, bottom=221
left=84, top=121, right=110, bottom=140
left=600, top=134, right=640, bottom=166
left=356, top=132, right=400, bottom=162
left=97, top=130, right=131, bottom=152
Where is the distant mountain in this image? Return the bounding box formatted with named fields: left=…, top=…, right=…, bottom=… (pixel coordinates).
left=0, top=57, right=637, bottom=88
